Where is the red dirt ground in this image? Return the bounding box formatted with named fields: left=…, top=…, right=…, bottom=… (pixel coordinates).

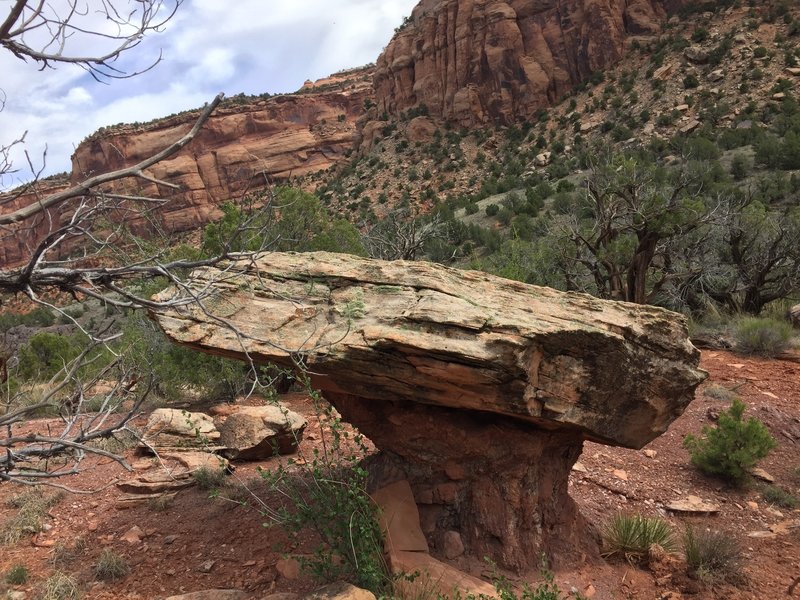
left=1, top=350, right=798, bottom=600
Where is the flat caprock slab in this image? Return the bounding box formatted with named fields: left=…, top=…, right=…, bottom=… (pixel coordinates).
left=152, top=251, right=705, bottom=449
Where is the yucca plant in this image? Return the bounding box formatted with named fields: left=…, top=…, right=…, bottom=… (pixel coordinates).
left=601, top=513, right=677, bottom=564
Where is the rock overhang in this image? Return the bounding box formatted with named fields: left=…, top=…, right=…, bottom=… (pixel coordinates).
left=151, top=251, right=707, bottom=450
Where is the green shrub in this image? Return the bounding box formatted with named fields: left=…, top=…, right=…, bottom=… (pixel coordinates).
left=683, top=526, right=743, bottom=583
left=260, top=385, right=386, bottom=594
left=94, top=549, right=130, bottom=581
left=485, top=203, right=500, bottom=217
left=601, top=513, right=677, bottom=563
left=730, top=153, right=750, bottom=180
left=0, top=307, right=56, bottom=332
left=5, top=564, right=29, bottom=585
left=683, top=399, right=776, bottom=484
left=761, top=484, right=799, bottom=508
left=17, top=332, right=83, bottom=380
left=192, top=466, right=229, bottom=490
left=734, top=317, right=794, bottom=357
left=490, top=560, right=567, bottom=600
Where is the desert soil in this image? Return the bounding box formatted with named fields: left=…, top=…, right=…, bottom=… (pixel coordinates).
left=1, top=349, right=798, bottom=600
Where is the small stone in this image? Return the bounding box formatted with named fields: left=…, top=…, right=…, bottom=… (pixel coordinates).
left=643, top=449, right=657, bottom=459
left=665, top=495, right=719, bottom=514
left=747, top=530, right=776, bottom=539
left=583, top=584, right=596, bottom=598
left=442, top=530, right=465, bottom=559
left=276, top=557, right=301, bottom=580
left=749, top=468, right=774, bottom=483
left=571, top=461, right=587, bottom=473
left=164, top=535, right=178, bottom=544
left=198, top=559, right=216, bottom=573
left=747, top=501, right=759, bottom=510
left=773, top=92, right=786, bottom=100
left=164, top=591, right=247, bottom=600
left=120, top=525, right=144, bottom=544
left=612, top=469, right=628, bottom=481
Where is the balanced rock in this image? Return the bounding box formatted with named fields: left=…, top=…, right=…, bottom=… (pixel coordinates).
left=215, top=404, right=307, bottom=460
left=152, top=252, right=705, bottom=571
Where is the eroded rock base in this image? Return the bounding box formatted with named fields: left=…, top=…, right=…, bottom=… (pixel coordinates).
left=330, top=393, right=600, bottom=573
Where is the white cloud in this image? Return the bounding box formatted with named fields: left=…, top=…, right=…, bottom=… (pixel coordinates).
left=0, top=0, right=418, bottom=186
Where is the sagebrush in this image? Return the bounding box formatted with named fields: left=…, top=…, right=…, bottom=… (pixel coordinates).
left=683, top=526, right=743, bottom=583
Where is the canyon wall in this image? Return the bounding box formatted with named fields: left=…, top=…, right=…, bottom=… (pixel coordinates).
left=0, top=69, right=372, bottom=267
left=374, top=0, right=672, bottom=124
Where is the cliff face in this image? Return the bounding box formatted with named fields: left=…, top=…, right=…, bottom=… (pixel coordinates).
left=374, top=0, right=671, bottom=124
left=70, top=72, right=372, bottom=232
left=0, top=69, right=372, bottom=267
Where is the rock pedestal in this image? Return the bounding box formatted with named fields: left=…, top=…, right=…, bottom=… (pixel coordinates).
left=344, top=395, right=593, bottom=571
left=152, top=252, right=706, bottom=571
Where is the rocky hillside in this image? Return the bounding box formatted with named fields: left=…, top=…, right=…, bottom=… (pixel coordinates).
left=374, top=0, right=676, bottom=124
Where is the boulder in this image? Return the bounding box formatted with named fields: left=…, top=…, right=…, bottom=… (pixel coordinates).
left=788, top=304, right=800, bottom=328
left=684, top=45, right=709, bottom=63
left=152, top=252, right=705, bottom=571
left=389, top=551, right=497, bottom=600
left=140, top=408, right=221, bottom=452
left=303, top=582, right=376, bottom=600
left=406, top=116, right=438, bottom=143
left=534, top=151, right=552, bottom=167
left=653, top=63, right=675, bottom=80
left=371, top=480, right=429, bottom=553
left=215, top=404, right=307, bottom=460
left=680, top=119, right=701, bottom=134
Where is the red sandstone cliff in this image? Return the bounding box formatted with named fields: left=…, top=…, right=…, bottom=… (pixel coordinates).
left=374, top=0, right=672, bottom=124
left=0, top=68, right=373, bottom=267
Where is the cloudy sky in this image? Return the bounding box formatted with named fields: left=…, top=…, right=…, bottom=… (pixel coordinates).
left=0, top=0, right=418, bottom=189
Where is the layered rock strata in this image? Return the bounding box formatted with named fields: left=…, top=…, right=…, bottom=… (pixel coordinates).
left=0, top=69, right=372, bottom=267
left=375, top=0, right=672, bottom=124
left=152, top=251, right=706, bottom=571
